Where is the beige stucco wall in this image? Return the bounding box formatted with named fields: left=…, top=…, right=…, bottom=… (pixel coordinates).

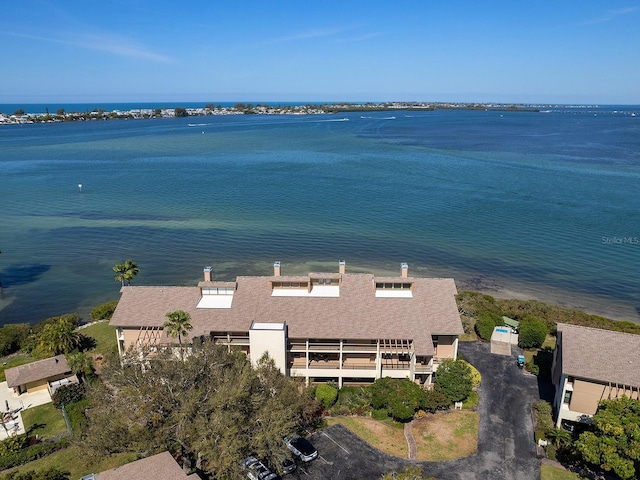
left=249, top=323, right=287, bottom=373
left=571, top=379, right=605, bottom=415
left=434, top=336, right=456, bottom=358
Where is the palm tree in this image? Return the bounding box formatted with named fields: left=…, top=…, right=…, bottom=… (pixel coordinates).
left=113, top=259, right=139, bottom=286
left=67, top=352, right=95, bottom=384
left=545, top=427, right=572, bottom=448
left=163, top=310, right=193, bottom=360
left=38, top=318, right=82, bottom=356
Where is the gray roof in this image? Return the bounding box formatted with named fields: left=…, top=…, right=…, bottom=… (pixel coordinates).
left=5, top=355, right=71, bottom=388
left=557, top=323, right=640, bottom=387
left=95, top=451, right=199, bottom=480
left=110, top=271, right=464, bottom=356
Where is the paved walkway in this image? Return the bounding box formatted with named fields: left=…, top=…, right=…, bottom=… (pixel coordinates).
left=0, top=381, right=53, bottom=439
left=404, top=420, right=417, bottom=459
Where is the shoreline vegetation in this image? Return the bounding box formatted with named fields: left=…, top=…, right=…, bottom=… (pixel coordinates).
left=0, top=101, right=543, bottom=124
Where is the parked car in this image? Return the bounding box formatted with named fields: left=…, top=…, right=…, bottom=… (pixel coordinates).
left=284, top=434, right=318, bottom=462
left=278, top=454, right=297, bottom=475
left=242, top=456, right=280, bottom=480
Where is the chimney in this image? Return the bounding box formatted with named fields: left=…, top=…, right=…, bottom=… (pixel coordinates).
left=401, top=262, right=409, bottom=278
left=339, top=259, right=346, bottom=275
left=203, top=266, right=213, bottom=282
left=273, top=261, right=281, bottom=276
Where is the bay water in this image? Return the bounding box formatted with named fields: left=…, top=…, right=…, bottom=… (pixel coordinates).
left=1, top=107, right=639, bottom=325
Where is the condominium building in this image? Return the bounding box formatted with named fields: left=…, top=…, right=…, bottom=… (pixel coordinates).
left=551, top=323, right=640, bottom=428
left=109, top=261, right=464, bottom=386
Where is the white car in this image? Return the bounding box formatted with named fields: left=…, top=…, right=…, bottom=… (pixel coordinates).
left=284, top=434, right=318, bottom=462
left=242, top=456, right=280, bottom=480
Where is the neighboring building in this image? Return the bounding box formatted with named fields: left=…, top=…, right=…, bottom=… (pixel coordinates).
left=5, top=354, right=78, bottom=395
left=110, top=261, right=465, bottom=386
left=82, top=451, right=200, bottom=480
left=551, top=323, right=640, bottom=428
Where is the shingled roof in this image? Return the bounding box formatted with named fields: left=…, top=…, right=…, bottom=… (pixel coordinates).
left=95, top=451, right=199, bottom=480
left=5, top=355, right=71, bottom=388
left=557, top=323, right=640, bottom=387
left=110, top=270, right=464, bottom=356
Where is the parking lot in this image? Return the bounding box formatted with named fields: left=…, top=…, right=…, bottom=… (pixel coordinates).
left=287, top=342, right=541, bottom=480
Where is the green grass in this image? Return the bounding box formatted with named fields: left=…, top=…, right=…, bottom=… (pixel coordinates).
left=0, top=355, right=34, bottom=383
left=0, top=445, right=138, bottom=479
left=21, top=403, right=68, bottom=439
left=540, top=464, right=581, bottom=480
left=81, top=321, right=117, bottom=356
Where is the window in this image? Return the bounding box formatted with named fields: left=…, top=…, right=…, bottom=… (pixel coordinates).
left=563, top=390, right=572, bottom=404
left=375, top=282, right=413, bottom=290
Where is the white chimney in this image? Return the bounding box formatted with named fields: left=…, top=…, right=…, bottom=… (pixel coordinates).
left=274, top=261, right=281, bottom=276
left=203, top=266, right=213, bottom=282
left=401, top=262, right=408, bottom=278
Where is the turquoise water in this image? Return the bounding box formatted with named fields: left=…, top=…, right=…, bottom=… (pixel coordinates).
left=1, top=108, right=639, bottom=324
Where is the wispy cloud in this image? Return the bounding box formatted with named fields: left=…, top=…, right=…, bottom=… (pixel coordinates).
left=583, top=7, right=639, bottom=25
left=9, top=30, right=172, bottom=63
left=269, top=27, right=345, bottom=44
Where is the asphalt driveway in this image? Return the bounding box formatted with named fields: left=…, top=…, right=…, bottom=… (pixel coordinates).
left=296, top=341, right=541, bottom=480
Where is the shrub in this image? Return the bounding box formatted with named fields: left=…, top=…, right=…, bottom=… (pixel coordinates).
left=90, top=301, right=118, bottom=321
left=0, top=324, right=30, bottom=357
left=0, top=434, right=29, bottom=455
left=459, top=359, right=481, bottom=387
left=332, top=386, right=371, bottom=415
left=3, top=468, right=70, bottom=480
left=434, top=359, right=473, bottom=403
left=474, top=312, right=502, bottom=341
left=0, top=438, right=70, bottom=470
left=371, top=408, right=389, bottom=420
left=51, top=383, right=86, bottom=409
left=518, top=317, right=548, bottom=348
left=315, top=384, right=338, bottom=408
left=462, top=390, right=479, bottom=409
left=65, top=399, right=89, bottom=434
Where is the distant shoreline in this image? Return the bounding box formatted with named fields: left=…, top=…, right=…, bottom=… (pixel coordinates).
left=0, top=101, right=543, bottom=125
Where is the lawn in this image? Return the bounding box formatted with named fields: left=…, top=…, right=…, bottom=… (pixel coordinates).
left=540, top=463, right=581, bottom=480
left=0, top=445, right=137, bottom=479
left=80, top=320, right=117, bottom=356
left=0, top=355, right=35, bottom=383
left=413, top=410, right=479, bottom=461
left=326, top=416, right=407, bottom=458
left=21, top=403, right=67, bottom=440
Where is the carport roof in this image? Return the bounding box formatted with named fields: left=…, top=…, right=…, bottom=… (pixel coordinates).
left=557, top=323, right=640, bottom=387
left=95, top=451, right=200, bottom=479
left=5, top=355, right=71, bottom=388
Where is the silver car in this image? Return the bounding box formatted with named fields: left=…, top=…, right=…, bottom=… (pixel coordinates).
left=284, top=434, right=318, bottom=462
left=242, top=456, right=280, bottom=480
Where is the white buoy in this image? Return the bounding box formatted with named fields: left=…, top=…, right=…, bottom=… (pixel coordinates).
left=78, top=183, right=83, bottom=192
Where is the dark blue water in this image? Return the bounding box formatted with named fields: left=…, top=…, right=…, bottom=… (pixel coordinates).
left=1, top=108, right=639, bottom=325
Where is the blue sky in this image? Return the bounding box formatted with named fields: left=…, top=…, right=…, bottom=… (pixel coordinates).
left=1, top=1, right=639, bottom=104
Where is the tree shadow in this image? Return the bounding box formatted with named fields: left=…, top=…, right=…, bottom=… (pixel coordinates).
left=78, top=335, right=97, bottom=352
left=534, top=348, right=555, bottom=402
left=26, top=422, right=47, bottom=436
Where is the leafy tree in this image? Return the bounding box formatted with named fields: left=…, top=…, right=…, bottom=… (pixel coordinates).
left=434, top=359, right=473, bottom=403
left=90, top=301, right=118, bottom=321
left=575, top=397, right=640, bottom=480
left=13, top=109, right=25, bottom=116
left=81, top=341, right=319, bottom=479
left=370, top=377, right=426, bottom=422
left=174, top=107, right=188, bottom=117
left=113, top=259, right=139, bottom=286
left=422, top=388, right=451, bottom=412
left=518, top=317, right=548, bottom=348
left=3, top=468, right=70, bottom=480
left=56, top=108, right=65, bottom=116
left=37, top=318, right=82, bottom=356
left=0, top=324, right=30, bottom=356
left=315, top=384, right=338, bottom=408
left=51, top=383, right=86, bottom=409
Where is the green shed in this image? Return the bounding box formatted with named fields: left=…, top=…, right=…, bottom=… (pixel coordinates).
left=502, top=316, right=520, bottom=332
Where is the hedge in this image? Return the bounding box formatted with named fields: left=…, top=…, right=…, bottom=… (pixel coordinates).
left=0, top=438, right=70, bottom=470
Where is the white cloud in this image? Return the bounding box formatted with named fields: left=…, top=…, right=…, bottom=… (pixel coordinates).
left=9, top=30, right=172, bottom=63
left=583, top=7, right=639, bottom=25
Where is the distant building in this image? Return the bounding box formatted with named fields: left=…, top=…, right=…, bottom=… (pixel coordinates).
left=551, top=323, right=640, bottom=428
left=5, top=354, right=78, bottom=395
left=82, top=451, right=200, bottom=480
left=110, top=261, right=464, bottom=387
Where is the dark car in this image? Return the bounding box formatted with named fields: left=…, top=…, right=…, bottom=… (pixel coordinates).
left=284, top=434, right=318, bottom=462
left=242, top=456, right=280, bottom=480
